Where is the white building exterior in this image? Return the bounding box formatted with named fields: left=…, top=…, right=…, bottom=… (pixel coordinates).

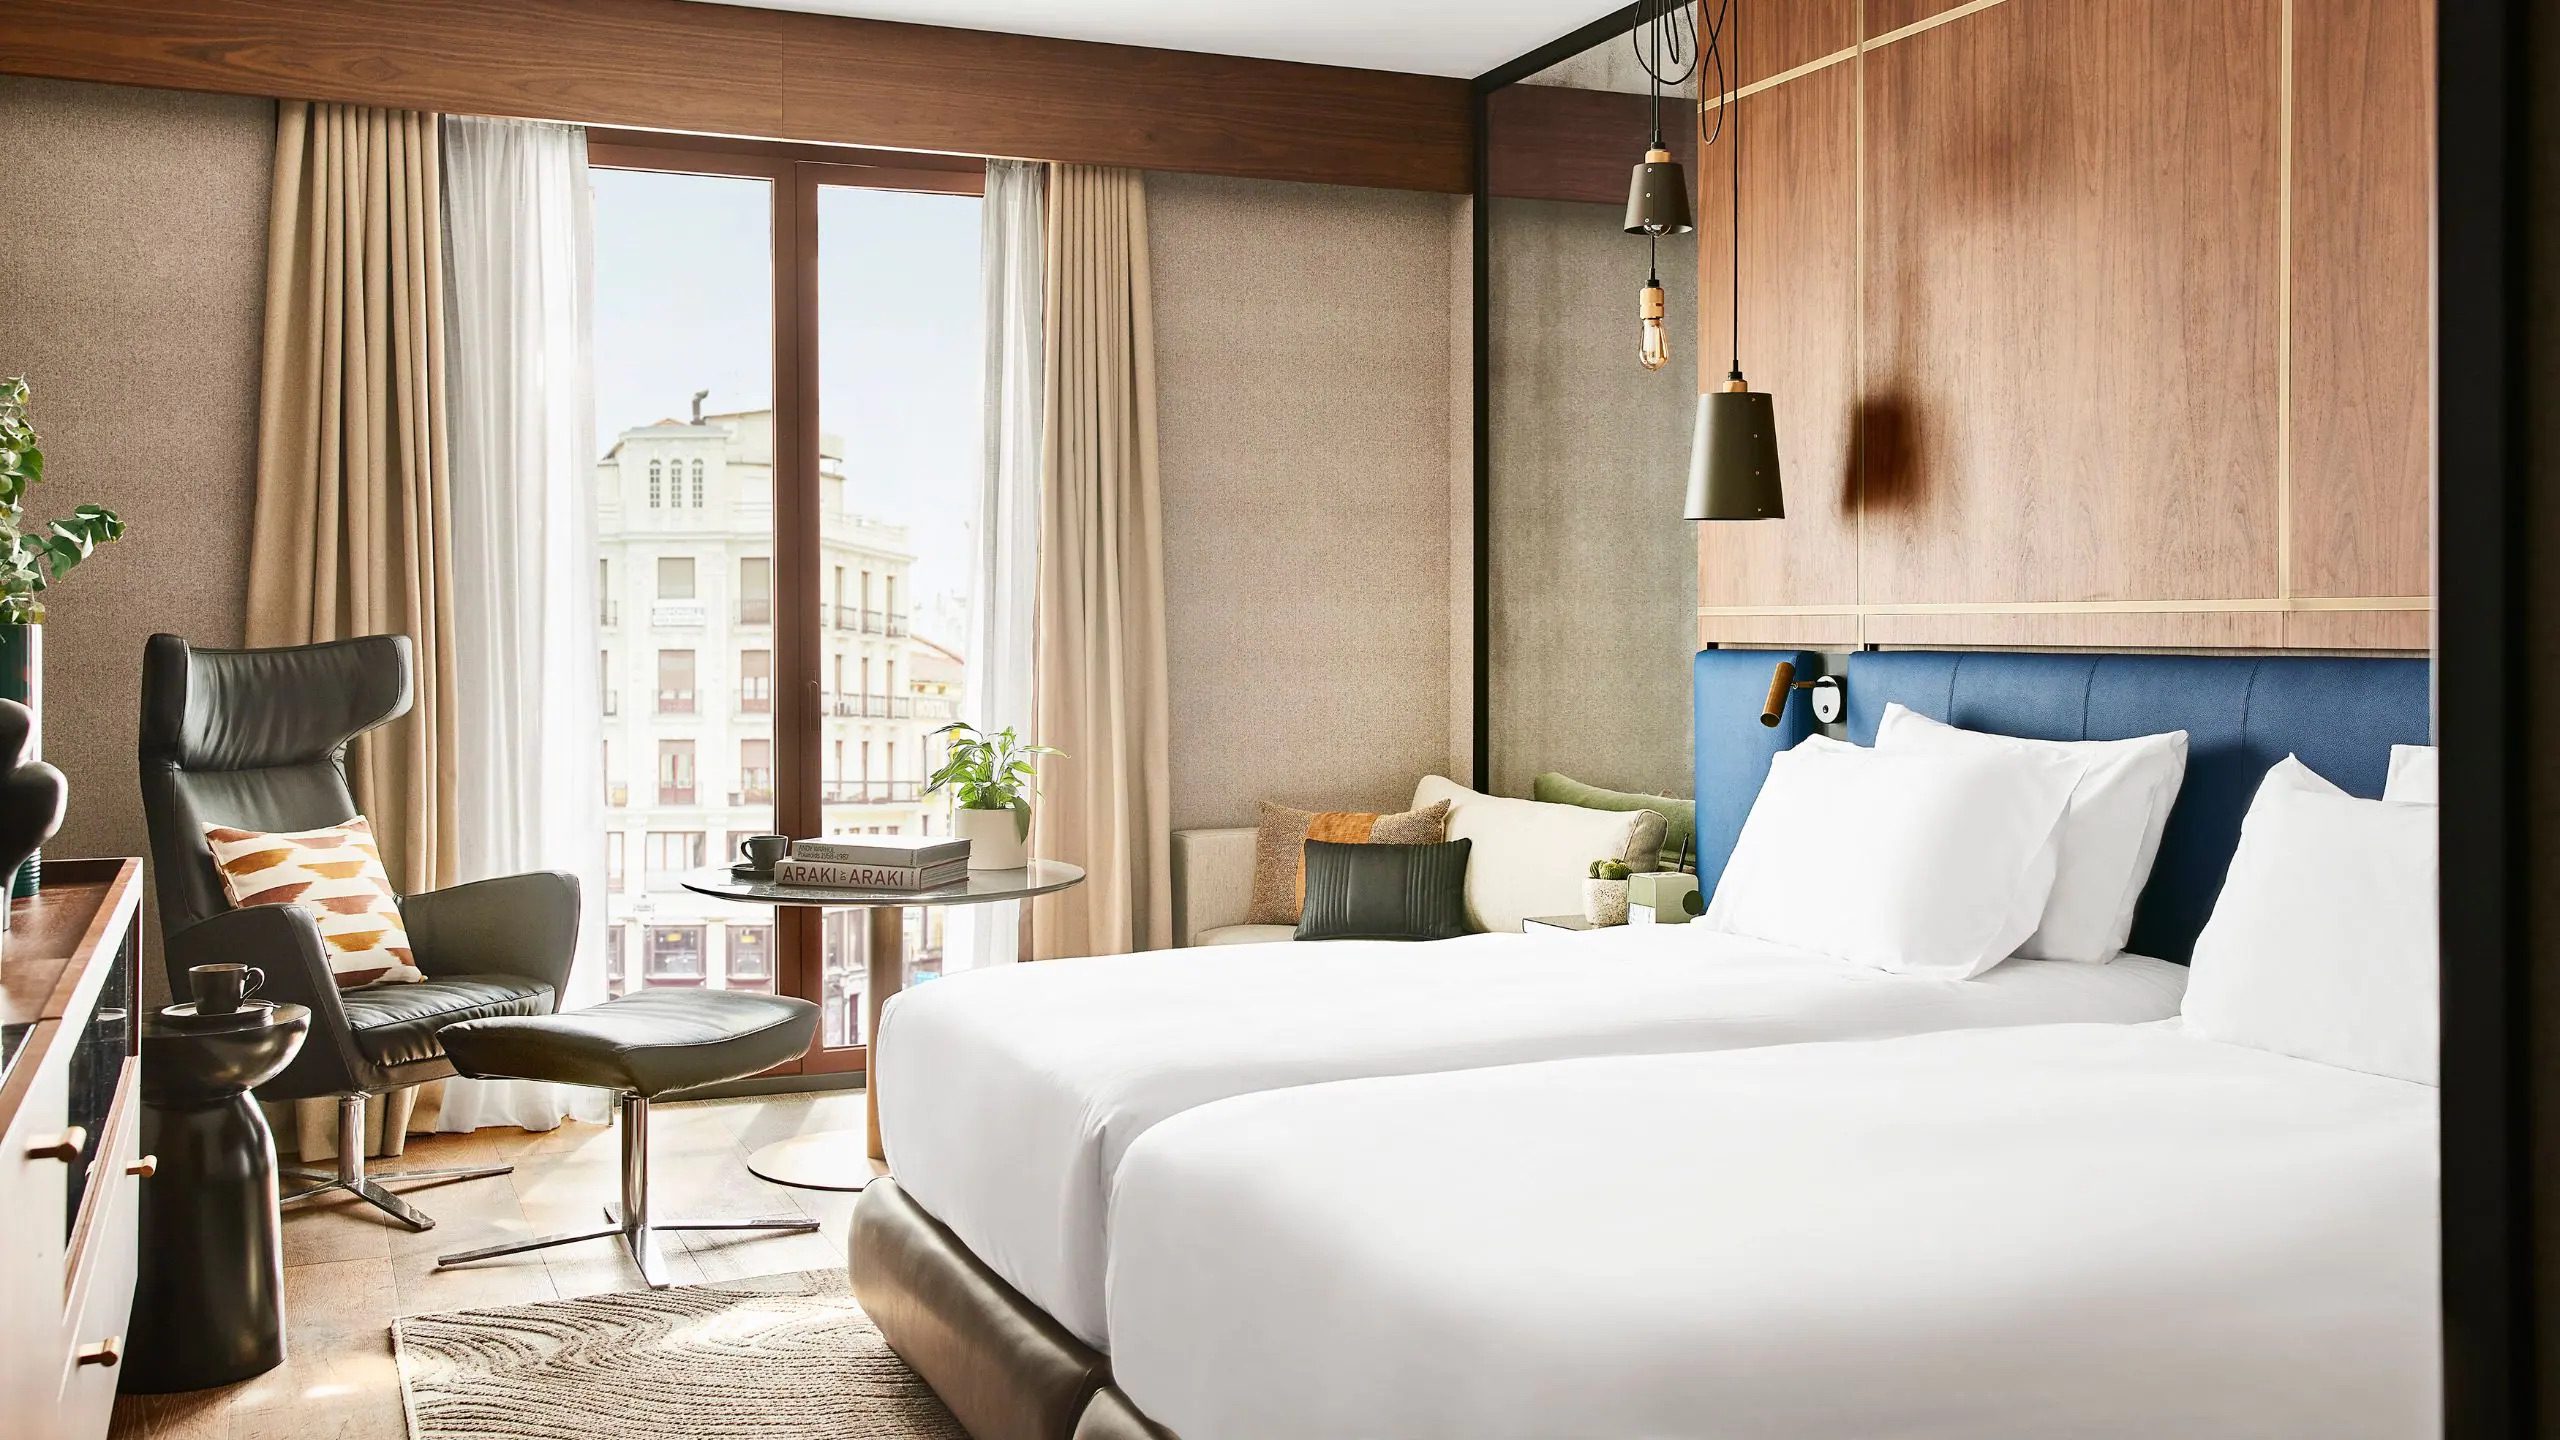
left=594, top=402, right=959, bottom=1045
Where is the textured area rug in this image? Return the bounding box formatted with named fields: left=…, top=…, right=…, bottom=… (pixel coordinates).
left=393, top=1268, right=965, bottom=1439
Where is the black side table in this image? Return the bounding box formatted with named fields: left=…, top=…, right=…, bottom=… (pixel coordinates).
left=121, top=1001, right=310, bottom=1394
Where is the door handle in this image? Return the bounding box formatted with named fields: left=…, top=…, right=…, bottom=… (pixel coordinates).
left=25, top=1126, right=86, bottom=1163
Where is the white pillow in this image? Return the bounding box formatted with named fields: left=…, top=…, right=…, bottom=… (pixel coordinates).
left=1703, top=739, right=2080, bottom=979
left=1877, top=703, right=2188, bottom=963
left=2384, top=744, right=2437, bottom=804
left=2181, top=755, right=2437, bottom=1085
left=1410, top=776, right=1656, bottom=934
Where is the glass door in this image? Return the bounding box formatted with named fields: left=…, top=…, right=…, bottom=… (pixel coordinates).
left=586, top=135, right=983, bottom=1080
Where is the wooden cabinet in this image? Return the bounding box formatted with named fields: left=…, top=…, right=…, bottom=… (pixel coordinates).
left=0, top=859, right=144, bottom=1440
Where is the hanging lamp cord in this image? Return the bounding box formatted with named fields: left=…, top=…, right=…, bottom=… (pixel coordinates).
left=1632, top=0, right=1702, bottom=150
left=1730, top=0, right=1741, bottom=381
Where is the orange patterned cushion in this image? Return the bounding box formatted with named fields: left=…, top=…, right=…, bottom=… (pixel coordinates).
left=1247, top=799, right=1452, bottom=926
left=202, top=816, right=423, bottom=987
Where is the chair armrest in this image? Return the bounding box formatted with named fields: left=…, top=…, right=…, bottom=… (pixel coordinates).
left=1171, top=827, right=1258, bottom=947
left=166, top=904, right=371, bottom=1096
left=400, top=870, right=580, bottom=1000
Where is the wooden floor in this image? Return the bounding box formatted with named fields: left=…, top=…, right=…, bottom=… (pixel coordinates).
left=108, top=1090, right=877, bottom=1440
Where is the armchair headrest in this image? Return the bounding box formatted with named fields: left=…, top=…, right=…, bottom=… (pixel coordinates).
left=140, top=633, right=413, bottom=773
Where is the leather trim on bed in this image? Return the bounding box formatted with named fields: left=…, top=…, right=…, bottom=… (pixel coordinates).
left=851, top=1179, right=1112, bottom=1440
left=1071, top=1386, right=1183, bottom=1440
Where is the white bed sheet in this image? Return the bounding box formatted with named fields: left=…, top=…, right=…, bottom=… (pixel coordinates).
left=876, top=924, right=2187, bottom=1347
left=1106, top=1021, right=2440, bottom=1440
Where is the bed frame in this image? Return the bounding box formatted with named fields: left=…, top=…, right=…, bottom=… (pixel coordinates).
left=855, top=647, right=2434, bottom=1440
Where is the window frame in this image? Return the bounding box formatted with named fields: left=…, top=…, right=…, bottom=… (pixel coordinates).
left=589, top=131, right=985, bottom=1080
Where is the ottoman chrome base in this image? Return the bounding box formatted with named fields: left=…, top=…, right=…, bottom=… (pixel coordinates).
left=436, top=1090, right=819, bottom=1287
left=282, top=1092, right=514, bottom=1232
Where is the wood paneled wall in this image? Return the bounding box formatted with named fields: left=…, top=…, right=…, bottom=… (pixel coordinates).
left=1695, top=0, right=2433, bottom=651
left=0, top=0, right=1472, bottom=193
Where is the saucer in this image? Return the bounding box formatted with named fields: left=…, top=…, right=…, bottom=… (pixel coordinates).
left=158, top=998, right=279, bottom=1030
left=730, top=863, right=777, bottom=880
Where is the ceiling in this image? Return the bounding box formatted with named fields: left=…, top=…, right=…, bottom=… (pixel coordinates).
left=686, top=0, right=1627, bottom=78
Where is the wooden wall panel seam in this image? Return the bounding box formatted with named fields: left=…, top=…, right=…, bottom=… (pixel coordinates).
left=2277, top=0, right=2296, bottom=598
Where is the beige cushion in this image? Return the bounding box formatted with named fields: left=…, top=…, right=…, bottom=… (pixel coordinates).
left=1411, top=776, right=1666, bottom=934
left=1196, top=923, right=1299, bottom=946
left=203, top=815, right=422, bottom=986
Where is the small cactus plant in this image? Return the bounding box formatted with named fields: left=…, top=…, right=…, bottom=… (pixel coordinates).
left=1588, top=858, right=1632, bottom=881
left=1582, top=857, right=1633, bottom=925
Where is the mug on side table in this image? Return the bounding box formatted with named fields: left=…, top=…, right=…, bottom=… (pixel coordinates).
left=188, top=962, right=265, bottom=1015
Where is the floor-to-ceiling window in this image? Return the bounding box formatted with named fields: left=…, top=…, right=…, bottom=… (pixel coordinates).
left=589, top=135, right=984, bottom=1077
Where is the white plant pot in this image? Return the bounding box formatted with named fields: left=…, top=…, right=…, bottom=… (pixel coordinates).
left=955, top=806, right=1029, bottom=870
left=1582, top=878, right=1630, bottom=927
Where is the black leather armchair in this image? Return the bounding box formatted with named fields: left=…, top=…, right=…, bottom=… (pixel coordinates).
left=139, top=633, right=581, bottom=1230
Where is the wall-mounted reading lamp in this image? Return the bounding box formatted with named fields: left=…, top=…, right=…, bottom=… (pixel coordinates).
left=1760, top=659, right=1844, bottom=728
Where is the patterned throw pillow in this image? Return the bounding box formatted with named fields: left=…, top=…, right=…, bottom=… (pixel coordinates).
left=202, top=816, right=423, bottom=987
left=1247, top=799, right=1452, bottom=926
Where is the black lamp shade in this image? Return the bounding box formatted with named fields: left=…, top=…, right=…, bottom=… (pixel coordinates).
left=1624, top=155, right=1693, bottom=236
left=1686, top=388, right=1784, bottom=520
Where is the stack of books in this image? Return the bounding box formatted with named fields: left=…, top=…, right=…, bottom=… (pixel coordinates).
left=772, top=834, right=971, bottom=890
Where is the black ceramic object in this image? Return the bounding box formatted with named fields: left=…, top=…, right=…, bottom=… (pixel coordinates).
left=0, top=697, right=64, bottom=904
left=122, top=1002, right=310, bottom=1394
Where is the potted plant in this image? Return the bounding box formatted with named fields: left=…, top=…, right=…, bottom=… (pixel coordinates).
left=925, top=721, right=1061, bottom=870
left=0, top=377, right=126, bottom=896
left=1583, top=858, right=1632, bottom=926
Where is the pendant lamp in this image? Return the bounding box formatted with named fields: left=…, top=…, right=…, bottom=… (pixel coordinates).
left=1686, top=0, right=1783, bottom=521
left=1624, top=0, right=1697, bottom=371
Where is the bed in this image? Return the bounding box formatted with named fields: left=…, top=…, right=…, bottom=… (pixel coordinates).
left=1101, top=1021, right=2441, bottom=1440
left=851, top=648, right=2432, bottom=1440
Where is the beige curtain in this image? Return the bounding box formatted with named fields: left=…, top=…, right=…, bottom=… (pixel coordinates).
left=1030, top=166, right=1173, bottom=958
left=247, top=102, right=458, bottom=1157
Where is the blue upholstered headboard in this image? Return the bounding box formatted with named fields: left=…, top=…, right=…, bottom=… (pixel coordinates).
left=1694, top=649, right=2432, bottom=963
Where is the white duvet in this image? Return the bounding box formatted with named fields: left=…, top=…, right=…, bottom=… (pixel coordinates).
left=1106, top=1021, right=2440, bottom=1440
left=875, top=924, right=2187, bottom=1347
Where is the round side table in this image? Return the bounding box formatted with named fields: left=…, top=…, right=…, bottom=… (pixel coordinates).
left=681, top=861, right=1084, bottom=1191
left=121, top=1001, right=310, bottom=1394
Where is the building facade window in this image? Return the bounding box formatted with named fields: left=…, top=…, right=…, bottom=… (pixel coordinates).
left=691, top=458, right=706, bottom=508
left=727, top=924, right=773, bottom=990
left=606, top=831, right=626, bottom=890
left=739, top=556, right=771, bottom=625
left=657, top=555, right=695, bottom=599
left=657, top=739, right=696, bottom=805
left=738, top=737, right=773, bottom=803
left=657, top=649, right=696, bottom=713
left=740, top=649, right=771, bottom=713
left=644, top=829, right=704, bottom=886
left=645, top=925, right=706, bottom=983
left=648, top=459, right=663, bottom=508
left=606, top=923, right=627, bottom=989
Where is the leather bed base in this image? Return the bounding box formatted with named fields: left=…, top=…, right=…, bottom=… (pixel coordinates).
left=851, top=1179, right=1126, bottom=1440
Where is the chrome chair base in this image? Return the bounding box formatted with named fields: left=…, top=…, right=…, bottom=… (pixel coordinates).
left=434, top=1090, right=817, bottom=1287
left=280, top=1093, right=512, bottom=1232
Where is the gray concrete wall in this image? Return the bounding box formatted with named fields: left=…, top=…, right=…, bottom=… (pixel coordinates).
left=1484, top=195, right=1700, bottom=800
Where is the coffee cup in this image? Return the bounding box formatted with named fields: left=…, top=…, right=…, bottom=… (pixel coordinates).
left=190, top=962, right=265, bottom=1015
left=739, top=834, right=789, bottom=871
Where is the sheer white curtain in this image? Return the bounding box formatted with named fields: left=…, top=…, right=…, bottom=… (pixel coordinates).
left=436, top=115, right=612, bottom=1130
left=944, top=158, right=1046, bottom=973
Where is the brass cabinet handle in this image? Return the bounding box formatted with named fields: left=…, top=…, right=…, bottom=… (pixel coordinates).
left=25, top=1126, right=86, bottom=1163
left=127, top=1154, right=157, bottom=1178
left=75, top=1336, right=120, bottom=1368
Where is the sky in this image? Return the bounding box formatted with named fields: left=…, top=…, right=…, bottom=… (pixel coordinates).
left=589, top=168, right=984, bottom=643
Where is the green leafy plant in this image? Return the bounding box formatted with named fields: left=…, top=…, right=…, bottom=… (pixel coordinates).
left=0, top=377, right=126, bottom=624
left=925, top=722, right=1062, bottom=839
left=1588, top=858, right=1632, bottom=881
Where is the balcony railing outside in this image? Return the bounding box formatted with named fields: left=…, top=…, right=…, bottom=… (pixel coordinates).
left=822, top=607, right=914, bottom=637
left=729, top=783, right=775, bottom=805
left=821, top=779, right=922, bottom=804
left=740, top=685, right=771, bottom=715
left=603, top=689, right=619, bottom=716
left=600, top=600, right=619, bottom=627
left=820, top=692, right=939, bottom=720
left=658, top=688, right=696, bottom=714
left=658, top=782, right=696, bottom=805
left=738, top=598, right=772, bottom=625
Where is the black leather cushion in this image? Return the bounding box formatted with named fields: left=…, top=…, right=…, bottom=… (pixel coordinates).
left=438, top=988, right=818, bottom=1096
left=1293, top=838, right=1473, bottom=942
left=343, top=975, right=554, bottom=1070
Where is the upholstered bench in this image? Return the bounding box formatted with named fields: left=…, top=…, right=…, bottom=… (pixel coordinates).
left=434, top=989, right=821, bottom=1286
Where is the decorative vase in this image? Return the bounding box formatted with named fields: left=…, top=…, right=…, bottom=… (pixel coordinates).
left=955, top=805, right=1028, bottom=870
left=1582, top=877, right=1630, bottom=927
left=0, top=623, right=41, bottom=898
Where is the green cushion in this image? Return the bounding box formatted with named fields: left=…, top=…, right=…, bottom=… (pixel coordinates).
left=1531, top=773, right=1694, bottom=872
